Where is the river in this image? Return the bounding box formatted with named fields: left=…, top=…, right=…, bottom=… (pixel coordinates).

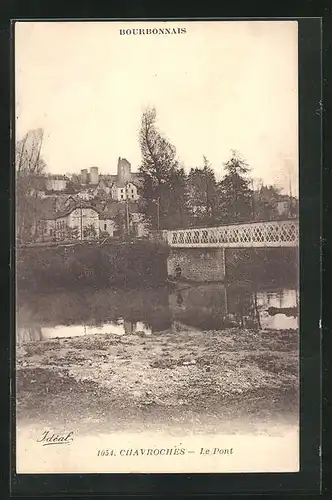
left=16, top=282, right=299, bottom=343
left=16, top=281, right=300, bottom=473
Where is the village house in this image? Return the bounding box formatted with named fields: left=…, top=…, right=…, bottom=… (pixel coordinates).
left=45, top=174, right=69, bottom=192
left=93, top=177, right=113, bottom=198
left=98, top=202, right=119, bottom=237
left=34, top=200, right=101, bottom=242
left=111, top=180, right=139, bottom=201
left=76, top=158, right=141, bottom=202
left=110, top=157, right=140, bottom=201
left=99, top=201, right=148, bottom=238
left=30, top=156, right=147, bottom=243
left=76, top=177, right=114, bottom=201
left=39, top=193, right=76, bottom=212
left=32, top=196, right=148, bottom=243
left=41, top=157, right=142, bottom=206
left=75, top=185, right=96, bottom=201
left=276, top=195, right=299, bottom=218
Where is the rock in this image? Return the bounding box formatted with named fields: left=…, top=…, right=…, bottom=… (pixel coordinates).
left=183, top=360, right=196, bottom=366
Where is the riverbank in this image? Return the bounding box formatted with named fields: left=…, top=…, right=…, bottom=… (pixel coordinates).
left=16, top=327, right=299, bottom=435
left=16, top=239, right=169, bottom=290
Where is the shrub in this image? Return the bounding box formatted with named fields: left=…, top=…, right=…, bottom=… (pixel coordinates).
left=16, top=240, right=170, bottom=291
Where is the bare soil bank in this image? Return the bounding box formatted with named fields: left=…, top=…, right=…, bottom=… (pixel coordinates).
left=16, top=327, right=299, bottom=436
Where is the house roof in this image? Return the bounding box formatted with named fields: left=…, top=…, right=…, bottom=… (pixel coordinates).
left=100, top=201, right=125, bottom=219
left=112, top=181, right=127, bottom=189
left=41, top=201, right=100, bottom=220
left=100, top=201, right=141, bottom=220
left=112, top=179, right=141, bottom=189
left=76, top=185, right=95, bottom=193
left=47, top=174, right=69, bottom=181
left=96, top=178, right=113, bottom=189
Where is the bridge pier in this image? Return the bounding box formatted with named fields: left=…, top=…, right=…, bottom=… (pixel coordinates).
left=167, top=247, right=226, bottom=282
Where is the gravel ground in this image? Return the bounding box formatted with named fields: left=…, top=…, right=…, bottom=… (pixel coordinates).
left=16, top=327, right=299, bottom=436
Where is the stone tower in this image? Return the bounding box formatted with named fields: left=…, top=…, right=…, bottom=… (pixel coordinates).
left=90, top=166, right=99, bottom=185
left=117, top=157, right=131, bottom=183
left=80, top=169, right=88, bottom=184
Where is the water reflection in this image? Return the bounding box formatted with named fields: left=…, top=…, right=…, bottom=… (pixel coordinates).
left=16, top=283, right=299, bottom=344
left=37, top=320, right=153, bottom=341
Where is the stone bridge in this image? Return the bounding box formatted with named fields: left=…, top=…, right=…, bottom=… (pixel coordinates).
left=154, top=220, right=299, bottom=282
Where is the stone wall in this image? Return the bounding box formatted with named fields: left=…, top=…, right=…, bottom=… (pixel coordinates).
left=167, top=248, right=226, bottom=282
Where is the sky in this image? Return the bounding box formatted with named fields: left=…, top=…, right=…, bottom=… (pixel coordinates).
left=15, top=20, right=299, bottom=195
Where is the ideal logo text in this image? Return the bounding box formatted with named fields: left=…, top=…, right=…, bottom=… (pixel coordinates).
left=36, top=430, right=74, bottom=446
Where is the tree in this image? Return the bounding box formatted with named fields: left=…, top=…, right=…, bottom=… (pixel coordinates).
left=138, top=107, right=189, bottom=230
left=64, top=180, right=76, bottom=194
left=254, top=184, right=281, bottom=221
left=16, top=128, right=46, bottom=243
left=65, top=225, right=79, bottom=241
left=83, top=224, right=97, bottom=240
left=186, top=156, right=218, bottom=226
left=99, top=230, right=110, bottom=240
left=114, top=211, right=126, bottom=237
left=218, top=150, right=253, bottom=223
left=70, top=173, right=82, bottom=191
left=114, top=207, right=135, bottom=238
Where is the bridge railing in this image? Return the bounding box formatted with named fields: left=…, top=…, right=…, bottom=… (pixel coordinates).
left=160, top=220, right=299, bottom=248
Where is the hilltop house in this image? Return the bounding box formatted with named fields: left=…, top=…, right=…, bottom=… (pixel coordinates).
left=45, top=174, right=69, bottom=192
left=75, top=158, right=142, bottom=202
left=76, top=177, right=115, bottom=201
left=111, top=180, right=139, bottom=201
left=110, top=158, right=140, bottom=201
left=29, top=157, right=147, bottom=242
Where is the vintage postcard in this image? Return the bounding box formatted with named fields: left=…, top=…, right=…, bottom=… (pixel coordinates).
left=14, top=20, right=300, bottom=474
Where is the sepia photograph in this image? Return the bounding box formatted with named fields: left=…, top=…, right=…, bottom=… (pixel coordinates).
left=15, top=20, right=300, bottom=474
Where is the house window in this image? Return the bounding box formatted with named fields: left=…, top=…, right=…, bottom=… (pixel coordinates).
left=121, top=189, right=123, bottom=193
left=121, top=195, right=123, bottom=199
left=104, top=223, right=107, bottom=230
